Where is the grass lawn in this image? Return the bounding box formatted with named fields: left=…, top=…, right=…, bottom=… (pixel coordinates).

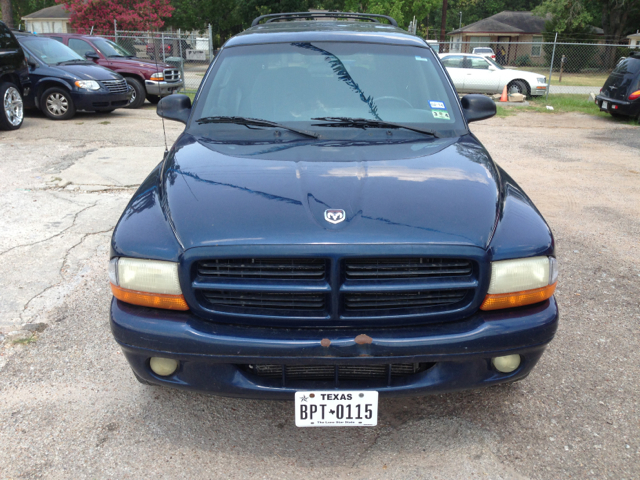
left=518, top=67, right=608, bottom=87
left=495, top=94, right=638, bottom=124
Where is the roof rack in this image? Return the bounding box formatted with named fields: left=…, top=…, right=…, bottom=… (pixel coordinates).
left=251, top=11, right=398, bottom=28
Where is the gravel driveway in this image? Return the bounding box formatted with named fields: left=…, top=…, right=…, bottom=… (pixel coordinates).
left=0, top=107, right=638, bottom=479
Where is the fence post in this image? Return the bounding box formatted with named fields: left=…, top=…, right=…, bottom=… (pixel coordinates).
left=208, top=23, right=213, bottom=62
left=114, top=19, right=117, bottom=43
left=161, top=31, right=166, bottom=62
left=546, top=32, right=558, bottom=101
left=178, top=28, right=185, bottom=86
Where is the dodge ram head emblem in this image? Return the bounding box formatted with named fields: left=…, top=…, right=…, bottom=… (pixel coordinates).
left=324, top=209, right=346, bottom=224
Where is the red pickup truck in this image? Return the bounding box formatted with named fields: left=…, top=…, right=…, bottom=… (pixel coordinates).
left=43, top=33, right=184, bottom=108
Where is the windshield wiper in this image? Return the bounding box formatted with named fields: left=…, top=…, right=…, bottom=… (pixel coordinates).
left=56, top=59, right=89, bottom=65
left=196, top=116, right=320, bottom=139
left=311, top=117, right=440, bottom=138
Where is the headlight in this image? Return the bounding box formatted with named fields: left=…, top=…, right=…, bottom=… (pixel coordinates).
left=109, top=257, right=188, bottom=310
left=150, top=72, right=164, bottom=81
left=480, top=256, right=557, bottom=311
left=537, top=77, right=546, bottom=84
left=75, top=80, right=100, bottom=90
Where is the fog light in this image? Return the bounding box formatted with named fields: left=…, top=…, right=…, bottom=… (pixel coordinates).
left=492, top=354, right=521, bottom=373
left=149, top=357, right=179, bottom=376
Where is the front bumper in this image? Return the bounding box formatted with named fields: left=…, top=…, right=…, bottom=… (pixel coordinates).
left=71, top=89, right=132, bottom=111
left=531, top=84, right=548, bottom=96
left=596, top=94, right=640, bottom=118
left=145, top=80, right=184, bottom=96
left=111, top=296, right=559, bottom=399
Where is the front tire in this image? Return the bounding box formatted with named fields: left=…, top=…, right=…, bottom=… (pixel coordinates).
left=507, top=80, right=530, bottom=98
left=0, top=82, right=24, bottom=130
left=41, top=87, right=75, bottom=120
left=124, top=77, right=146, bottom=109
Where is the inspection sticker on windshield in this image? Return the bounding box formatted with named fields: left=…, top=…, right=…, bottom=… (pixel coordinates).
left=432, top=111, right=450, bottom=120
left=295, top=391, right=378, bottom=427
left=429, top=101, right=446, bottom=109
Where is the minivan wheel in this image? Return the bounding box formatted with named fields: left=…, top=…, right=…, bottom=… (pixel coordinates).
left=41, top=87, right=75, bottom=120
left=0, top=82, right=24, bottom=130
left=124, top=77, right=146, bottom=109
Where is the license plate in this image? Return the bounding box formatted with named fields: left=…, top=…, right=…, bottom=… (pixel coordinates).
left=295, top=390, right=378, bottom=427
left=602, top=101, right=608, bottom=110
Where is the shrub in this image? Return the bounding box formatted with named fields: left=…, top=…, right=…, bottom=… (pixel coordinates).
left=514, top=54, right=532, bottom=67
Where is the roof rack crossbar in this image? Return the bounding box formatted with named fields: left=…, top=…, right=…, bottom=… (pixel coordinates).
left=251, top=12, right=398, bottom=28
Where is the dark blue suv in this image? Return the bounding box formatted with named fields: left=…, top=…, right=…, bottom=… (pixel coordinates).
left=109, top=12, right=558, bottom=422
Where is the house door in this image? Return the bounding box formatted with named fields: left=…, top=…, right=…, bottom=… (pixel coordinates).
left=497, top=36, right=511, bottom=65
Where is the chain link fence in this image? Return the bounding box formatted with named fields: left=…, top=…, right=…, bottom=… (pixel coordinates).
left=69, top=28, right=639, bottom=97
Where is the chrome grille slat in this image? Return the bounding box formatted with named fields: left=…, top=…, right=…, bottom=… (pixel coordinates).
left=101, top=79, right=128, bottom=94
left=163, top=69, right=180, bottom=82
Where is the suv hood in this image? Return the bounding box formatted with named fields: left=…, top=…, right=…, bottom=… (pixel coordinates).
left=162, top=134, right=501, bottom=249
left=108, top=57, right=174, bottom=70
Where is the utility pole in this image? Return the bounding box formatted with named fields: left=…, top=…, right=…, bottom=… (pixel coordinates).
left=439, top=0, right=448, bottom=45
left=459, top=11, right=462, bottom=29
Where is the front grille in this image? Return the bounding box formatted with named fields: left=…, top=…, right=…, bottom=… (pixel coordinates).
left=245, top=363, right=432, bottom=380
left=345, top=257, right=473, bottom=280
left=344, top=289, right=468, bottom=311
left=189, top=251, right=481, bottom=325
left=197, top=258, right=325, bottom=280
left=163, top=69, right=180, bottom=82
left=201, top=290, right=325, bottom=311
left=101, top=79, right=128, bottom=94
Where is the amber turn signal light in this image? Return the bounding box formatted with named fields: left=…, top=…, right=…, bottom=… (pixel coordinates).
left=110, top=283, right=189, bottom=311
left=628, top=90, right=640, bottom=101
left=480, top=282, right=557, bottom=311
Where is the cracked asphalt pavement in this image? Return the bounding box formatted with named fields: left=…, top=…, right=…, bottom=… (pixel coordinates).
left=0, top=108, right=639, bottom=479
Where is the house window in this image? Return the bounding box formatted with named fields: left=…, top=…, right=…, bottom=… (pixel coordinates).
left=469, top=36, right=491, bottom=51
left=532, top=36, right=543, bottom=57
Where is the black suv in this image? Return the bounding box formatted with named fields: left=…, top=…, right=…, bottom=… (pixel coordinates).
left=597, top=52, right=640, bottom=121
left=0, top=22, right=29, bottom=130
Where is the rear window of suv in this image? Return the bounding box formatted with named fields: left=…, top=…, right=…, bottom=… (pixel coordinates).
left=193, top=42, right=462, bottom=135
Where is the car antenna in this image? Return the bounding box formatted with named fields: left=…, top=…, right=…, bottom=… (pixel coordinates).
left=152, top=31, right=169, bottom=159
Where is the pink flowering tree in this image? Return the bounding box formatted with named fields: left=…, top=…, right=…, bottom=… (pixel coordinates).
left=56, top=0, right=174, bottom=32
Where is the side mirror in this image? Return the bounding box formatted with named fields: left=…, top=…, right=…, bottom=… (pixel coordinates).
left=85, top=52, right=99, bottom=60
left=460, top=94, right=496, bottom=123
left=488, top=65, right=497, bottom=71
left=157, top=94, right=192, bottom=124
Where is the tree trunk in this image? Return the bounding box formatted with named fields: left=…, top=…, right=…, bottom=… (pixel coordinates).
left=1, top=0, right=14, bottom=28
left=601, top=0, right=630, bottom=69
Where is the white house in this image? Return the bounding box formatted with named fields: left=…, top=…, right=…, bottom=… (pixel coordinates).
left=22, top=5, right=71, bottom=34
left=628, top=31, right=640, bottom=48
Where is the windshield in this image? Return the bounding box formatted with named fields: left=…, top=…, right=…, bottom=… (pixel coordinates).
left=92, top=38, right=134, bottom=57
left=192, top=42, right=463, bottom=137
left=19, top=37, right=84, bottom=65
left=485, top=57, right=504, bottom=70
